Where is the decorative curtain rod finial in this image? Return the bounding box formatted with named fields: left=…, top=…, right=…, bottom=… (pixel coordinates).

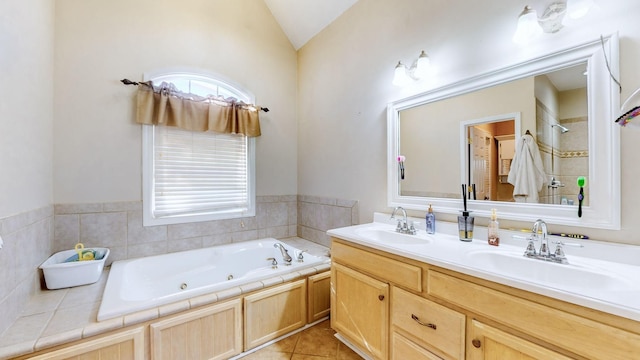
left=120, top=78, right=139, bottom=85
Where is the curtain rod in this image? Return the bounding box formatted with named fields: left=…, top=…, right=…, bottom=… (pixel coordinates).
left=120, top=79, right=269, bottom=112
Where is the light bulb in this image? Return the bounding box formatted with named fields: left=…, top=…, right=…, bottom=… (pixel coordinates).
left=513, top=6, right=542, bottom=44
left=393, top=61, right=411, bottom=87
left=414, top=51, right=430, bottom=79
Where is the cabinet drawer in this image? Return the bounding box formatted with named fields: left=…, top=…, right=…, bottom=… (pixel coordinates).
left=332, top=240, right=422, bottom=292
left=391, top=331, right=443, bottom=360
left=428, top=270, right=640, bottom=360
left=391, top=286, right=464, bottom=360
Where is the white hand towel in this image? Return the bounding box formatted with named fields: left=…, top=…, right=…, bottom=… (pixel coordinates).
left=507, top=134, right=547, bottom=203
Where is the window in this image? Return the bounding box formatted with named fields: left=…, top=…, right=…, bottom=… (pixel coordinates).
left=142, top=72, right=256, bottom=226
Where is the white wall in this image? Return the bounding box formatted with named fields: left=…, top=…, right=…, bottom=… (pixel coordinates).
left=298, top=0, right=640, bottom=244
left=0, top=0, right=54, bottom=218
left=53, top=0, right=298, bottom=204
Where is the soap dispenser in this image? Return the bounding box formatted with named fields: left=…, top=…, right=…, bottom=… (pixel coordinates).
left=426, top=204, right=435, bottom=234
left=488, top=208, right=500, bottom=246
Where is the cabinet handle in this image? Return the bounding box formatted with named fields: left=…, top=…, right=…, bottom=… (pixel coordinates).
left=411, top=314, right=437, bottom=330
left=472, top=339, right=481, bottom=348
left=378, top=295, right=385, bottom=301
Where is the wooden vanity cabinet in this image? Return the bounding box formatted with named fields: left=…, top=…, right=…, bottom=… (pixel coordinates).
left=331, top=236, right=640, bottom=360
left=428, top=270, right=640, bottom=360
left=467, top=320, right=572, bottom=360
left=331, top=238, right=451, bottom=360
left=331, top=262, right=389, bottom=360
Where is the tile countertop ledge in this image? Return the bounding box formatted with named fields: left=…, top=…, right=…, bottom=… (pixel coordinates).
left=0, top=237, right=330, bottom=360
left=328, top=213, right=640, bottom=323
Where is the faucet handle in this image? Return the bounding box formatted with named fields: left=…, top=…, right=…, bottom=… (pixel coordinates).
left=395, top=219, right=405, bottom=232
left=525, top=238, right=537, bottom=256
left=408, top=221, right=416, bottom=235
left=512, top=235, right=538, bottom=256
left=539, top=242, right=550, bottom=257
left=552, top=240, right=584, bottom=248
left=266, top=257, right=278, bottom=269
left=297, top=250, right=307, bottom=262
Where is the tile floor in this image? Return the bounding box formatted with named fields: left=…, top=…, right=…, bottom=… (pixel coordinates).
left=241, top=320, right=362, bottom=359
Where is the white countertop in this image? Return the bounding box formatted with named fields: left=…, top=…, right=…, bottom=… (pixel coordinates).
left=328, top=213, right=640, bottom=322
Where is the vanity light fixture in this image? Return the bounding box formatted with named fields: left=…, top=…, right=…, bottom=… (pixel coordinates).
left=392, top=50, right=430, bottom=87
left=513, top=6, right=543, bottom=44
left=512, top=1, right=594, bottom=44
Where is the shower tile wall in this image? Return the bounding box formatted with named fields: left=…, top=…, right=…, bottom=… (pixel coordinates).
left=557, top=117, right=589, bottom=206
left=0, top=206, right=54, bottom=335
left=537, top=100, right=560, bottom=204
left=536, top=103, right=588, bottom=206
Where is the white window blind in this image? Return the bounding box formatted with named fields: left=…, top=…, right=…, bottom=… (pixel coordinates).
left=153, top=126, right=250, bottom=218
left=142, top=71, right=256, bottom=226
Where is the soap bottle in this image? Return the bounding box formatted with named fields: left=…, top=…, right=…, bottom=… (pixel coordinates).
left=488, top=208, right=500, bottom=246
left=426, top=204, right=436, bottom=234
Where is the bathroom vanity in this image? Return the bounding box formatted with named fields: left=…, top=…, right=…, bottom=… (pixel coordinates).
left=329, top=221, right=640, bottom=360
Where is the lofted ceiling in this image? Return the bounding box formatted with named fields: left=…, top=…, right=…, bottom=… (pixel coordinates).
left=263, top=0, right=359, bottom=50
left=262, top=0, right=583, bottom=92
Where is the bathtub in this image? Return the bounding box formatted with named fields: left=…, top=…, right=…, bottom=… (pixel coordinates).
left=97, top=238, right=329, bottom=321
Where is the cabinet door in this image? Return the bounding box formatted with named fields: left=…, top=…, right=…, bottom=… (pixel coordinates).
left=308, top=271, right=331, bottom=323
left=244, top=279, right=307, bottom=350
left=150, top=299, right=242, bottom=360
left=331, top=262, right=389, bottom=360
left=28, top=327, right=145, bottom=360
left=467, top=320, right=573, bottom=360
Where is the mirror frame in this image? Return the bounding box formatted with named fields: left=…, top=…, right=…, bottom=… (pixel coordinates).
left=387, top=34, right=620, bottom=229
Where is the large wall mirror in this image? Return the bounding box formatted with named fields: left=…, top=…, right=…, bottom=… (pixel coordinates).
left=387, top=34, right=620, bottom=229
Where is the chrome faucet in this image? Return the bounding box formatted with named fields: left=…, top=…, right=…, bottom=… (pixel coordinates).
left=532, top=219, right=550, bottom=257
left=274, top=243, right=292, bottom=265
left=390, top=206, right=416, bottom=235
left=521, top=219, right=582, bottom=264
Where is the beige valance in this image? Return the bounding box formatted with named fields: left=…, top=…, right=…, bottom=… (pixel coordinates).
left=135, top=81, right=261, bottom=137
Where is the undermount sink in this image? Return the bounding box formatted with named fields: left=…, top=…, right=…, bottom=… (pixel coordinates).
left=465, top=250, right=631, bottom=291
left=354, top=228, right=432, bottom=245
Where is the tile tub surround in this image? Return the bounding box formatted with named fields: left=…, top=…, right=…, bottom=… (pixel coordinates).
left=297, top=195, right=359, bottom=248
left=54, top=196, right=300, bottom=264
left=54, top=195, right=359, bottom=263
left=0, top=238, right=330, bottom=359
left=0, top=206, right=54, bottom=337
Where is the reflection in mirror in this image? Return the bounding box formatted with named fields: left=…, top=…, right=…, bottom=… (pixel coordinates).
left=534, top=65, right=589, bottom=206
left=400, top=66, right=588, bottom=206
left=387, top=34, right=619, bottom=229
left=461, top=115, right=518, bottom=202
